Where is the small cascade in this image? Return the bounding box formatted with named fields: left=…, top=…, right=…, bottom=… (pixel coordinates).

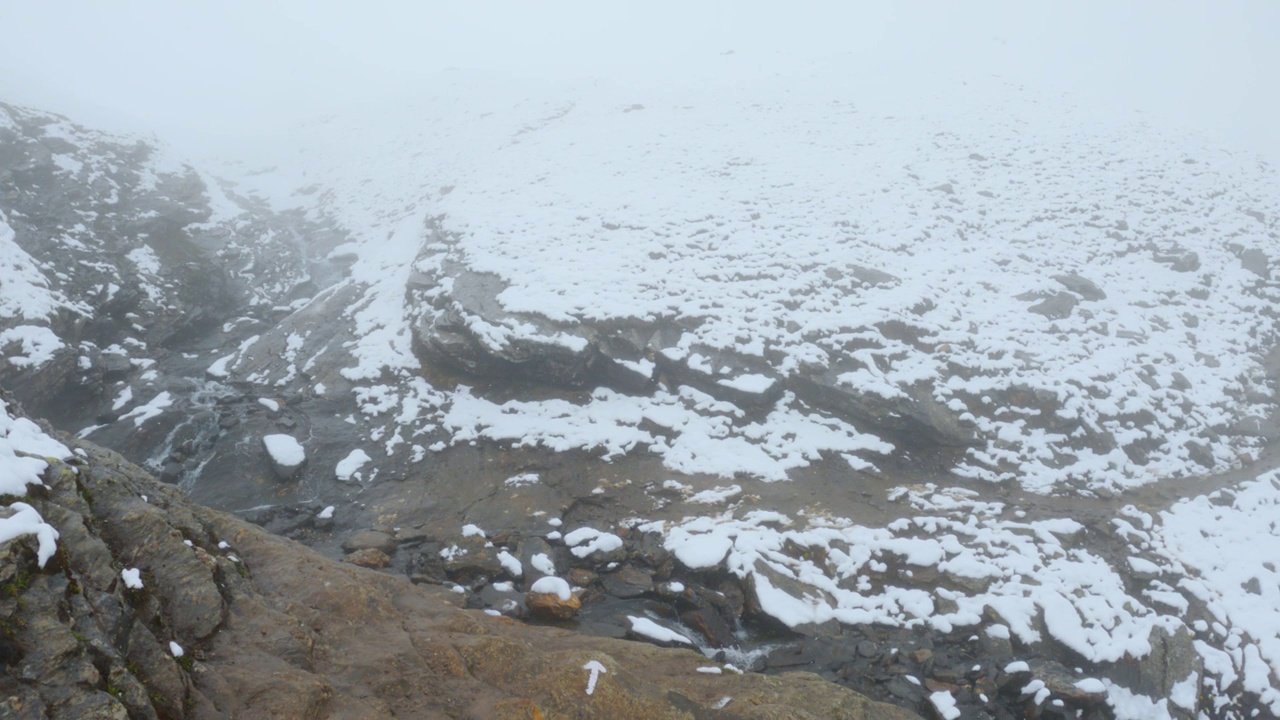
left=143, top=378, right=240, bottom=492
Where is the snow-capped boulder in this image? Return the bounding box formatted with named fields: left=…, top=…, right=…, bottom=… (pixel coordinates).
left=261, top=433, right=305, bottom=479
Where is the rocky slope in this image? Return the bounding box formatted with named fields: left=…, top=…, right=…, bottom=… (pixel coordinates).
left=1, top=398, right=916, bottom=719
left=3, top=60, right=1280, bottom=720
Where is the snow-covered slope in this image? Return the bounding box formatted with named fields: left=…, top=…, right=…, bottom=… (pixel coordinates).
left=7, top=61, right=1278, bottom=716
left=200, top=65, right=1280, bottom=715
left=223, top=67, right=1279, bottom=494
left=0, top=101, right=347, bottom=445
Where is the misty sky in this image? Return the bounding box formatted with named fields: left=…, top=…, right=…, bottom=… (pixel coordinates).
left=1, top=1, right=1277, bottom=161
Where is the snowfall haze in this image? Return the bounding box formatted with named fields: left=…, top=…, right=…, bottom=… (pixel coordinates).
left=3, top=2, right=1280, bottom=719
left=0, top=1, right=1278, bottom=162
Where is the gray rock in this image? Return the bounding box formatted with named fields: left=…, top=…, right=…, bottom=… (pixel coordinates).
left=1184, top=440, right=1216, bottom=469
left=679, top=606, right=736, bottom=648
left=744, top=560, right=839, bottom=637
left=1154, top=248, right=1201, bottom=272
left=1240, top=247, right=1271, bottom=279
left=792, top=370, right=975, bottom=449
left=341, top=529, right=398, bottom=556
left=1106, top=624, right=1201, bottom=720
left=517, top=536, right=556, bottom=587
left=1024, top=291, right=1078, bottom=320
left=600, top=565, right=654, bottom=598
left=440, top=535, right=505, bottom=582
left=1053, top=273, right=1106, bottom=301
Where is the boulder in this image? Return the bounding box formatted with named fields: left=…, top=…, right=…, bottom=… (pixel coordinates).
left=344, top=548, right=392, bottom=568
left=261, top=433, right=306, bottom=479
left=525, top=577, right=584, bottom=621
left=1106, top=624, right=1201, bottom=720
left=744, top=559, right=840, bottom=637
left=341, top=529, right=398, bottom=556
left=601, top=565, right=655, bottom=599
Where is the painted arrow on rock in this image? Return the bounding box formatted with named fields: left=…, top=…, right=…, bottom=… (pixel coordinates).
left=582, top=660, right=607, bottom=695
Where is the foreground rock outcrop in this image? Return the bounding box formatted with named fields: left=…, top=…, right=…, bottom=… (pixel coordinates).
left=1, top=427, right=917, bottom=719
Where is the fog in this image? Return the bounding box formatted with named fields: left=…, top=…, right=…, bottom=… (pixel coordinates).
left=1, top=1, right=1277, bottom=161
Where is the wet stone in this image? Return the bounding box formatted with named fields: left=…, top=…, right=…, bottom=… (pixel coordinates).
left=567, top=567, right=597, bottom=588
left=440, top=535, right=503, bottom=583
left=341, top=529, right=398, bottom=555
left=478, top=584, right=527, bottom=618
left=345, top=548, right=391, bottom=569
left=516, top=536, right=555, bottom=585
left=766, top=643, right=818, bottom=670
left=525, top=590, right=582, bottom=621
left=600, top=565, right=654, bottom=598
left=159, top=461, right=183, bottom=484
left=679, top=606, right=736, bottom=649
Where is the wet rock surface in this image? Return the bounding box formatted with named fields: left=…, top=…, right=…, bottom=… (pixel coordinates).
left=0, top=425, right=919, bottom=719
left=395, top=515, right=1237, bottom=720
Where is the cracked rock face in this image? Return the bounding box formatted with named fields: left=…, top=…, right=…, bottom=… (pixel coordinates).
left=0, top=419, right=918, bottom=720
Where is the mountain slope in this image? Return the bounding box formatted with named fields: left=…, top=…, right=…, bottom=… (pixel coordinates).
left=3, top=61, right=1280, bottom=718
left=224, top=67, right=1280, bottom=493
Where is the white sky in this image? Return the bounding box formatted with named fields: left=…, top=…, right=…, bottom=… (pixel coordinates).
left=0, top=1, right=1277, bottom=161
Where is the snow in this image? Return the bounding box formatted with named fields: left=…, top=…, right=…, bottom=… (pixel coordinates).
left=696, top=666, right=722, bottom=674
left=0, top=502, right=60, bottom=568
left=0, top=400, right=67, bottom=567
left=1168, top=671, right=1197, bottom=711
left=665, top=527, right=733, bottom=569
left=461, top=523, right=485, bottom=538
left=334, top=449, right=371, bottom=481
left=169, top=641, right=184, bottom=658
left=688, top=484, right=742, bottom=505
left=1140, top=470, right=1280, bottom=713
left=257, top=397, right=280, bottom=412
left=0, top=210, right=87, bottom=326
left=529, top=553, right=556, bottom=576
left=504, top=472, right=540, bottom=487
left=125, top=246, right=161, bottom=275
left=1, top=397, right=70, bottom=496
left=0, top=325, right=65, bottom=368
left=529, top=576, right=572, bottom=600
left=626, top=615, right=692, bottom=645
left=317, top=506, right=334, bottom=519
left=111, top=385, right=134, bottom=411
left=928, top=691, right=961, bottom=720
left=117, top=391, right=173, bottom=427
left=496, top=550, right=522, bottom=577
left=563, top=527, right=624, bottom=558
left=716, top=374, right=775, bottom=394
left=1074, top=678, right=1106, bottom=694
left=261, top=434, right=305, bottom=467
left=1102, top=680, right=1172, bottom=720
left=121, top=568, right=143, bottom=589
left=224, top=64, right=1278, bottom=497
